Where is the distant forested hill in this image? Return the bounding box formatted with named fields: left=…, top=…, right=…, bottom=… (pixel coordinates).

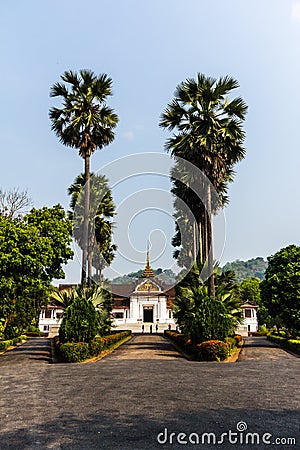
left=111, top=258, right=267, bottom=285
left=221, top=257, right=267, bottom=282
left=111, top=268, right=177, bottom=285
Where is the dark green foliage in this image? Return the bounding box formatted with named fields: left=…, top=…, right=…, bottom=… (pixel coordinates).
left=174, top=263, right=239, bottom=345
left=160, top=73, right=247, bottom=297
left=94, top=284, right=114, bottom=336
left=68, top=173, right=117, bottom=276
left=52, top=283, right=114, bottom=337
left=59, top=297, right=99, bottom=343
left=257, top=305, right=281, bottom=328
left=196, top=340, right=229, bottom=361
left=260, top=245, right=300, bottom=337
left=189, top=295, right=232, bottom=344
left=49, top=70, right=118, bottom=157
left=222, top=258, right=267, bottom=282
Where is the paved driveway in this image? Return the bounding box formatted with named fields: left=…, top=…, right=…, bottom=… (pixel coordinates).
left=0, top=336, right=299, bottom=449
left=107, top=334, right=183, bottom=360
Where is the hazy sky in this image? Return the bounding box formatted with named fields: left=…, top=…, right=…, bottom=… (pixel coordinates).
left=1, top=1, right=300, bottom=283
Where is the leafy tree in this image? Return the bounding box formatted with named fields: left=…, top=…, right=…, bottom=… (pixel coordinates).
left=59, top=297, right=99, bottom=343
left=25, top=205, right=74, bottom=280
left=160, top=74, right=247, bottom=297
left=0, top=205, right=73, bottom=339
left=239, top=277, right=261, bottom=304
left=260, top=245, right=300, bottom=337
left=50, top=70, right=118, bottom=285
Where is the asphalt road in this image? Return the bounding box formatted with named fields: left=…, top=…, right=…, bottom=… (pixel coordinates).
left=0, top=336, right=299, bottom=450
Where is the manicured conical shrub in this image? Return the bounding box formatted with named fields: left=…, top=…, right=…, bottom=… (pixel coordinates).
left=59, top=297, right=99, bottom=343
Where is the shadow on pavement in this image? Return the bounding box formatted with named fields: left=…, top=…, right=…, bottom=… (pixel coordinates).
left=0, top=408, right=299, bottom=450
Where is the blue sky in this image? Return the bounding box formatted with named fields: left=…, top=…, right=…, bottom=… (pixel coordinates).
left=1, top=1, right=300, bottom=283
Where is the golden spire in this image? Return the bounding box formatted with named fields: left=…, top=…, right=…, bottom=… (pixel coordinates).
left=142, top=243, right=155, bottom=277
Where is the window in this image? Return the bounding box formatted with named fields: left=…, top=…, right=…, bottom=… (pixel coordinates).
left=168, top=309, right=172, bottom=319
left=244, top=309, right=252, bottom=318
left=44, top=310, right=52, bottom=319
left=43, top=325, right=49, bottom=331
left=56, top=312, right=63, bottom=320
left=114, top=312, right=124, bottom=319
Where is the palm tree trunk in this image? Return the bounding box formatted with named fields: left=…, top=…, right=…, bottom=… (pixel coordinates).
left=206, top=183, right=215, bottom=298
left=193, top=220, right=198, bottom=263
left=81, top=154, right=91, bottom=286
left=88, top=244, right=93, bottom=286
left=201, top=207, right=207, bottom=263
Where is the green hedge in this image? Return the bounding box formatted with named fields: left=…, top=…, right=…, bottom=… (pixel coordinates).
left=267, top=334, right=300, bottom=355
left=164, top=330, right=193, bottom=350
left=55, top=330, right=132, bottom=363
left=58, top=342, right=90, bottom=362
left=0, top=335, right=27, bottom=351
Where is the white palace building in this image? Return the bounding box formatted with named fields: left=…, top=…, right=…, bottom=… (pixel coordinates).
left=111, top=254, right=175, bottom=332
left=39, top=253, right=258, bottom=336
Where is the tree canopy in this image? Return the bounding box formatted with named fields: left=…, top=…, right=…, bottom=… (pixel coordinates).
left=238, top=277, right=261, bottom=305
left=0, top=205, right=73, bottom=339
left=260, top=245, right=300, bottom=337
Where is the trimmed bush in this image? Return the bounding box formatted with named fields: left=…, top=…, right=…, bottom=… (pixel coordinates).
left=267, top=334, right=300, bottom=356
left=197, top=340, right=229, bottom=361
left=164, top=330, right=194, bottom=351
left=55, top=330, right=131, bottom=362
left=59, top=342, right=90, bottom=362
left=0, top=335, right=27, bottom=351
left=0, top=341, right=10, bottom=351
left=59, top=297, right=99, bottom=343
left=165, top=331, right=238, bottom=361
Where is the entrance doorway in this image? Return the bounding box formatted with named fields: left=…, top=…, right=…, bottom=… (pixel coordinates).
left=143, top=306, right=153, bottom=322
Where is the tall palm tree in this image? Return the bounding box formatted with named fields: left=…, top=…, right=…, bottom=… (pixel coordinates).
left=49, top=70, right=118, bottom=285
left=160, top=74, right=247, bottom=297
left=68, top=173, right=117, bottom=283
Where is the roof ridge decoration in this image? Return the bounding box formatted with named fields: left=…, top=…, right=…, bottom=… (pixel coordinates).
left=141, top=243, right=155, bottom=278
